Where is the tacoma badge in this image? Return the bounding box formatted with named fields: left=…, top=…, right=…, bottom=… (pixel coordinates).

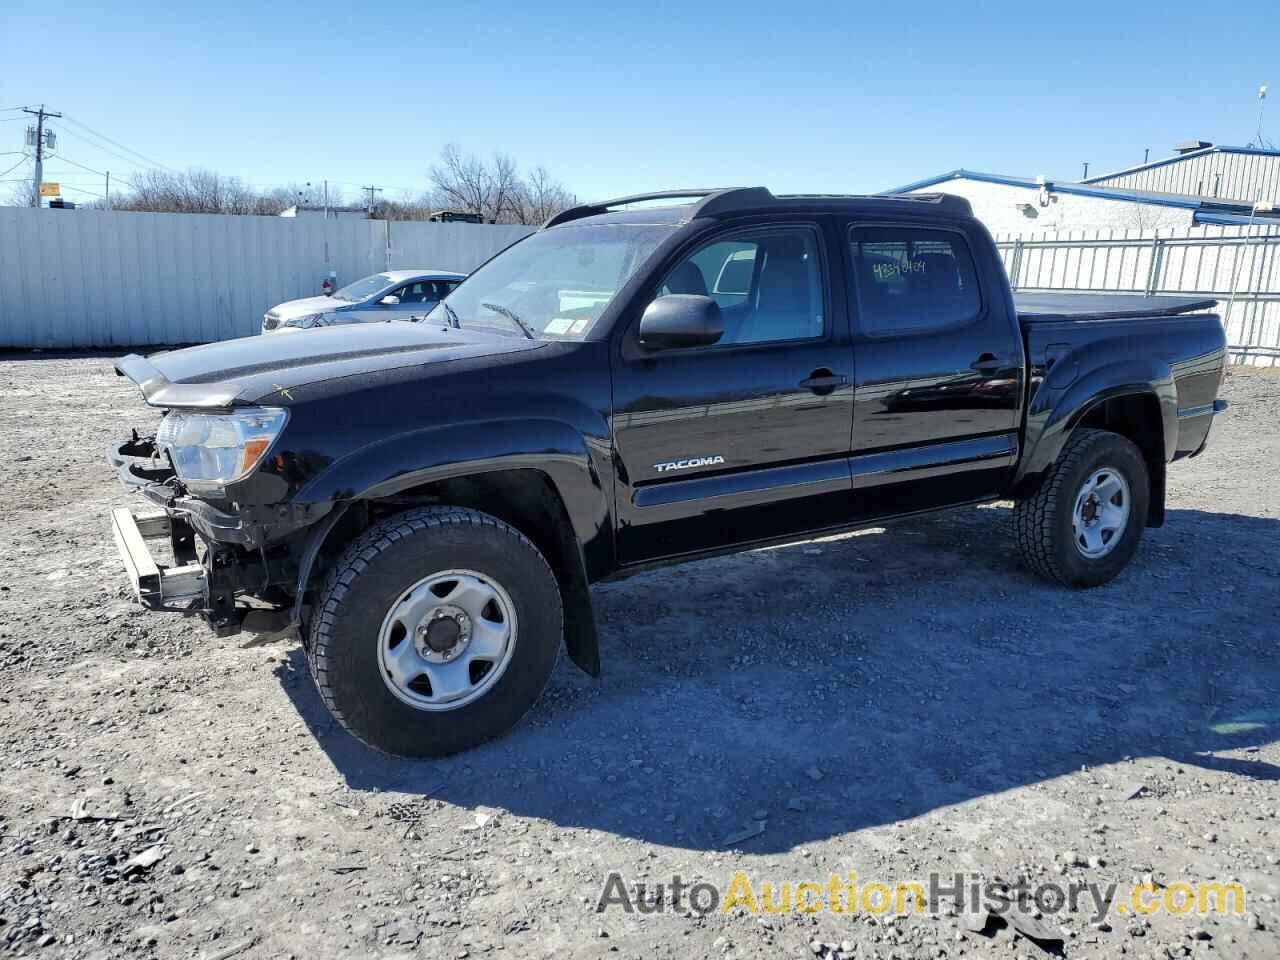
left=653, top=456, right=726, bottom=473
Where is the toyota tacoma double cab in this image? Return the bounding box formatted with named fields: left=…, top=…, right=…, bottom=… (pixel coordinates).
left=108, top=187, right=1228, bottom=757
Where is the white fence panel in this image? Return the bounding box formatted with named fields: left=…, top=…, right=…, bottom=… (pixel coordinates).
left=386, top=221, right=532, bottom=272
left=0, top=208, right=531, bottom=347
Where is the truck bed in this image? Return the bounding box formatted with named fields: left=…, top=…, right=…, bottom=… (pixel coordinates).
left=1015, top=292, right=1218, bottom=324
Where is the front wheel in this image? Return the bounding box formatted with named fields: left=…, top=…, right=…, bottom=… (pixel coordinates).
left=308, top=506, right=562, bottom=757
left=1013, top=428, right=1150, bottom=588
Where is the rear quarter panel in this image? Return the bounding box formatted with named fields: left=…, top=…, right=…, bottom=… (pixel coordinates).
left=1016, top=312, right=1227, bottom=490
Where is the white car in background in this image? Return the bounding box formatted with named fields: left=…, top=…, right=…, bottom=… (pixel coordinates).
left=261, top=269, right=466, bottom=333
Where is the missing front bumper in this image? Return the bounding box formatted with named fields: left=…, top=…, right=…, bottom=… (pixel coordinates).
left=110, top=507, right=207, bottom=610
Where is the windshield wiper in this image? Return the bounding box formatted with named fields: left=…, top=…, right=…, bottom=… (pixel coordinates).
left=441, top=302, right=461, bottom=329
left=480, top=301, right=536, bottom=340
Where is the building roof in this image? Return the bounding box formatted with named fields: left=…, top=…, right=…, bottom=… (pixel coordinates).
left=883, top=169, right=1279, bottom=225
left=1080, top=144, right=1280, bottom=187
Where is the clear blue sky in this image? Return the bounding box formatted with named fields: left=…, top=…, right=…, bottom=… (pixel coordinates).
left=2, top=0, right=1276, bottom=206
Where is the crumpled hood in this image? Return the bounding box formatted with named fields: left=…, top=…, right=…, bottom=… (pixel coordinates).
left=116, top=321, right=542, bottom=408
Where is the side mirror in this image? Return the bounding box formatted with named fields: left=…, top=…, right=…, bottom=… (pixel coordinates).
left=638, top=295, right=723, bottom=349
left=379, top=294, right=401, bottom=306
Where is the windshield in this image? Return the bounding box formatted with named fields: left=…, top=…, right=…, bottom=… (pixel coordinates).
left=332, top=273, right=394, bottom=302
left=426, top=224, right=676, bottom=339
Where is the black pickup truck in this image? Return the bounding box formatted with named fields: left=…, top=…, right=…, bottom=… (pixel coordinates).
left=108, top=187, right=1228, bottom=756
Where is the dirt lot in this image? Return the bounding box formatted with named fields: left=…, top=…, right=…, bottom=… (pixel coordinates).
left=0, top=355, right=1277, bottom=960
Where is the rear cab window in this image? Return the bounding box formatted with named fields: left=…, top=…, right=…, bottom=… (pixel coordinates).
left=849, top=225, right=981, bottom=336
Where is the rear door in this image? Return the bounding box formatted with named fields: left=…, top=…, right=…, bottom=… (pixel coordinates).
left=843, top=221, right=1023, bottom=515
left=611, top=219, right=856, bottom=564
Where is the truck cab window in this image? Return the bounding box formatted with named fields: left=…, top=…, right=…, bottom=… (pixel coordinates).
left=850, top=226, right=981, bottom=335
left=658, top=227, right=824, bottom=345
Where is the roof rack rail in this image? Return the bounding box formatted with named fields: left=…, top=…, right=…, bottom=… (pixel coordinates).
left=880, top=191, right=973, bottom=215
left=542, top=187, right=775, bottom=228
left=540, top=186, right=971, bottom=228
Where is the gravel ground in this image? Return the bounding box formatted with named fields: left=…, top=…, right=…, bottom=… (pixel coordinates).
left=0, top=355, right=1278, bottom=960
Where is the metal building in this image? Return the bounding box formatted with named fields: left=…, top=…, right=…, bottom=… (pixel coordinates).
left=886, top=170, right=1278, bottom=236
left=1082, top=144, right=1280, bottom=205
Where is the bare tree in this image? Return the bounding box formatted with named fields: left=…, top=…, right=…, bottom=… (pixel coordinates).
left=489, top=152, right=521, bottom=223
left=260, top=182, right=348, bottom=212
left=513, top=165, right=577, bottom=225
left=428, top=145, right=576, bottom=224
left=15, top=150, right=576, bottom=222
left=113, top=169, right=265, bottom=214
left=375, top=195, right=437, bottom=221
left=429, top=144, right=496, bottom=221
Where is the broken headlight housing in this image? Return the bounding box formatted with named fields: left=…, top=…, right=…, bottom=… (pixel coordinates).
left=156, top=407, right=289, bottom=490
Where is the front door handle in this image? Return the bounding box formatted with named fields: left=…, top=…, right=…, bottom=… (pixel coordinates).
left=799, top=369, right=848, bottom=395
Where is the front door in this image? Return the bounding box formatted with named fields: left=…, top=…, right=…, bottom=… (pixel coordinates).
left=611, top=221, right=856, bottom=564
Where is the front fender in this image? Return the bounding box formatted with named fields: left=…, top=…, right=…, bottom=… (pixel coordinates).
left=1015, top=355, right=1177, bottom=491
left=293, top=417, right=614, bottom=576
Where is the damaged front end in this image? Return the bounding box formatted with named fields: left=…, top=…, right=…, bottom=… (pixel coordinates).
left=107, top=355, right=327, bottom=637
left=108, top=432, right=277, bottom=635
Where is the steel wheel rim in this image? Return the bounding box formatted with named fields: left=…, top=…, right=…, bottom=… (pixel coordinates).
left=377, top=569, right=518, bottom=712
left=1072, top=466, right=1131, bottom=559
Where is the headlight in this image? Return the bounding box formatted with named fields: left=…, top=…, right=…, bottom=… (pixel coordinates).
left=281, top=312, right=329, bottom=329
left=156, top=407, right=289, bottom=487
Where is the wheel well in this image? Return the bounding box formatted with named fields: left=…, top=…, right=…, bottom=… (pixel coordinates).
left=1077, top=394, right=1166, bottom=527
left=304, top=469, right=601, bottom=676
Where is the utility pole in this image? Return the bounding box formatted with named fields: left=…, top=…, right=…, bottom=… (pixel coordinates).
left=22, top=104, right=61, bottom=207
left=105, top=171, right=110, bottom=210
left=1081, top=161, right=1089, bottom=180
left=323, top=179, right=329, bottom=220
left=362, top=185, right=382, bottom=217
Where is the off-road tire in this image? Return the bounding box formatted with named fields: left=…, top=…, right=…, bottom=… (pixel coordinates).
left=1013, top=428, right=1150, bottom=588
left=308, top=506, right=562, bottom=757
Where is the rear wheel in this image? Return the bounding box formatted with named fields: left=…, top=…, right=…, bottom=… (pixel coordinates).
left=1013, top=428, right=1150, bottom=587
left=308, top=506, right=562, bottom=757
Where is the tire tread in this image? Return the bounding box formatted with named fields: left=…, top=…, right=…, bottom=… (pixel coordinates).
left=1013, top=428, right=1132, bottom=586
left=307, top=506, right=561, bottom=755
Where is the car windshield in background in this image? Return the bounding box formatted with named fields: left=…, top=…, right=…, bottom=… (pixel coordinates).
left=332, top=274, right=393, bottom=302
left=426, top=224, right=676, bottom=339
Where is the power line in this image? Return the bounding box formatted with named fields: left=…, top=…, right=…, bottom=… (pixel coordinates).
left=52, top=125, right=162, bottom=175
left=0, top=156, right=30, bottom=178
left=60, top=114, right=179, bottom=173
left=46, top=154, right=133, bottom=206
left=47, top=153, right=107, bottom=177
left=58, top=183, right=104, bottom=200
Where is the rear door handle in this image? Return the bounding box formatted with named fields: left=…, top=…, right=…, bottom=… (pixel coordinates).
left=799, top=370, right=848, bottom=395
